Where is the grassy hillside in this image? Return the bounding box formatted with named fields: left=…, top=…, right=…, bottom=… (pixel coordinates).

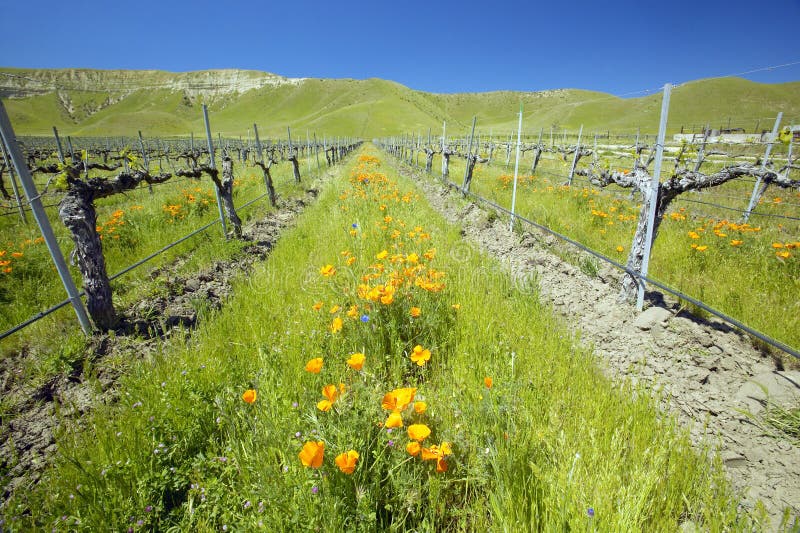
left=2, top=67, right=798, bottom=138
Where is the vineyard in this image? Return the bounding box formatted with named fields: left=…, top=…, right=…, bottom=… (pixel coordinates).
left=377, top=97, right=800, bottom=355
left=0, top=78, right=799, bottom=532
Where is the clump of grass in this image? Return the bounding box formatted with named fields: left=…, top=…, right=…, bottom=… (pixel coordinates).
left=764, top=404, right=800, bottom=443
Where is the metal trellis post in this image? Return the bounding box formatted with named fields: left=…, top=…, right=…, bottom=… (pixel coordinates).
left=637, top=83, right=672, bottom=311
left=0, top=100, right=92, bottom=334
left=202, top=104, right=229, bottom=238
left=743, top=112, right=783, bottom=222
left=510, top=103, right=523, bottom=232
left=567, top=124, right=583, bottom=186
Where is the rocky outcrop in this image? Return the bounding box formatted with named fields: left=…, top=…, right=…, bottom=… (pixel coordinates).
left=0, top=68, right=304, bottom=99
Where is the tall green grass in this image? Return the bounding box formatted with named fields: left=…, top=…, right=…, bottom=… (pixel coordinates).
left=2, top=145, right=757, bottom=531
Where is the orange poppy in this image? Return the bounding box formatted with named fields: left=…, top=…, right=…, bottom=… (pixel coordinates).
left=347, top=352, right=365, bottom=371
left=406, top=441, right=421, bottom=456
left=410, top=345, right=431, bottom=366
left=335, top=450, right=359, bottom=474
left=305, top=357, right=323, bottom=374
left=385, top=412, right=403, bottom=428
left=299, top=441, right=324, bottom=468
left=381, top=387, right=417, bottom=411
left=317, top=384, right=340, bottom=412
left=242, top=389, right=257, bottom=404
left=408, top=424, right=431, bottom=442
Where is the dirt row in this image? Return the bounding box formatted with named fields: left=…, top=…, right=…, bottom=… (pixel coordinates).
left=0, top=186, right=320, bottom=507
left=396, top=161, right=800, bottom=530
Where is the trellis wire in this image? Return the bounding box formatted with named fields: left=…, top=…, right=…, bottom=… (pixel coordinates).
left=0, top=139, right=352, bottom=341
left=379, top=137, right=799, bottom=359
left=436, top=173, right=800, bottom=360
left=0, top=189, right=271, bottom=341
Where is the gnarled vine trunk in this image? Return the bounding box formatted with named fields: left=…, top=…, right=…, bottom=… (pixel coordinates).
left=56, top=167, right=167, bottom=330
left=256, top=159, right=277, bottom=207
left=220, top=157, right=243, bottom=238
left=59, top=183, right=117, bottom=330
left=463, top=153, right=488, bottom=192
left=531, top=146, right=543, bottom=173
left=288, top=152, right=301, bottom=183
left=0, top=163, right=11, bottom=200
left=425, top=149, right=434, bottom=173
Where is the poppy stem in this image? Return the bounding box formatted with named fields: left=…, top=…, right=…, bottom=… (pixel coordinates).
left=381, top=455, right=415, bottom=481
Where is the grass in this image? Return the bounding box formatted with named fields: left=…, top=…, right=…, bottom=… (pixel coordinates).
left=4, top=68, right=800, bottom=137
left=403, top=145, right=800, bottom=353
left=2, top=146, right=760, bottom=531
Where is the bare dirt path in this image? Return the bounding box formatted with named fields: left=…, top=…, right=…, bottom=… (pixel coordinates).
left=396, top=161, right=800, bottom=530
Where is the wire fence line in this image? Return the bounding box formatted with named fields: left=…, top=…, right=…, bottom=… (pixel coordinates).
left=475, top=155, right=800, bottom=224
left=376, top=131, right=799, bottom=360
left=0, top=154, right=340, bottom=342
left=0, top=120, right=360, bottom=341
left=0, top=193, right=261, bottom=341
left=406, top=156, right=800, bottom=360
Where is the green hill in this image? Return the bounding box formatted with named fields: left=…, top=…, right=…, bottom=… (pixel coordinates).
left=1, top=67, right=798, bottom=138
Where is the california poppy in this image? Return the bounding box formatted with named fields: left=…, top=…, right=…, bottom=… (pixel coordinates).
left=299, top=441, right=324, bottom=468
left=408, top=424, right=431, bottom=442
left=382, top=388, right=417, bottom=411
left=385, top=412, right=403, bottom=428
left=410, top=345, right=431, bottom=366
left=334, top=450, right=359, bottom=474
left=317, top=384, right=340, bottom=412
left=305, top=357, right=323, bottom=374
left=242, top=389, right=257, bottom=404
left=347, top=352, right=365, bottom=371
left=406, top=441, right=421, bottom=456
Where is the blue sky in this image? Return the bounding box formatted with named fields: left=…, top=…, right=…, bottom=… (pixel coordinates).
left=1, top=0, right=798, bottom=95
